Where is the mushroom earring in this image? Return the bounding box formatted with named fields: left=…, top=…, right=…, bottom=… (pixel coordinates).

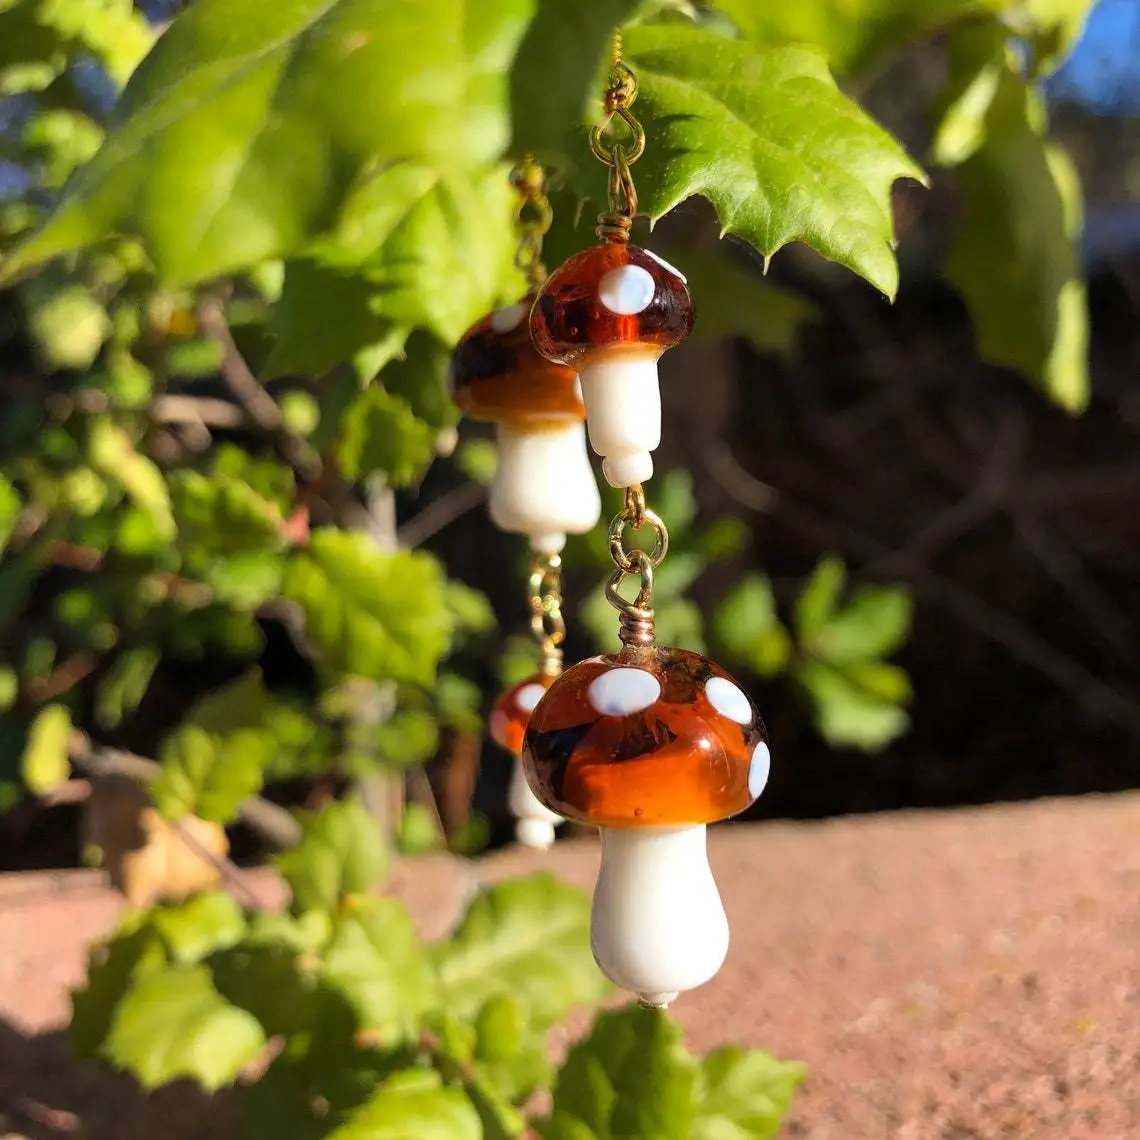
left=529, top=55, right=691, bottom=491
left=520, top=51, right=772, bottom=1008
left=449, top=159, right=602, bottom=849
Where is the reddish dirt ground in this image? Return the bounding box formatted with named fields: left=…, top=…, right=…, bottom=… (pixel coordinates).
left=3, top=793, right=1140, bottom=1139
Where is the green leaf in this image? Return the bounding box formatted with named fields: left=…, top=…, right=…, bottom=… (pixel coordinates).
left=151, top=669, right=277, bottom=823
left=473, top=992, right=553, bottom=1104
left=793, top=556, right=846, bottom=642
left=712, top=0, right=995, bottom=75
left=282, top=531, right=452, bottom=686
left=95, top=645, right=159, bottom=729
left=692, top=1045, right=805, bottom=1140
left=152, top=892, right=247, bottom=965
left=509, top=0, right=642, bottom=170
left=277, top=796, right=388, bottom=915
left=381, top=330, right=461, bottom=433
left=713, top=574, right=791, bottom=679
left=21, top=279, right=110, bottom=370
left=444, top=581, right=497, bottom=640
left=0, top=474, right=19, bottom=555
left=436, top=673, right=485, bottom=734
left=2, top=0, right=538, bottom=284
left=664, top=242, right=817, bottom=357
left=22, top=702, right=71, bottom=796
left=539, top=1006, right=698, bottom=1140
left=337, top=388, right=436, bottom=487
left=211, top=941, right=318, bottom=1040
left=398, top=802, right=445, bottom=855
left=931, top=27, right=1007, bottom=169
left=373, top=709, right=440, bottom=770
left=87, top=419, right=175, bottom=540
left=169, top=470, right=287, bottom=607
left=323, top=896, right=438, bottom=1044
left=327, top=1070, right=482, bottom=1140
left=795, top=660, right=909, bottom=752
left=843, top=660, right=913, bottom=704
left=309, top=165, right=521, bottom=345
left=943, top=67, right=1088, bottom=411
left=266, top=261, right=408, bottom=380
left=70, top=916, right=169, bottom=1060
left=652, top=597, right=706, bottom=652
left=455, top=438, right=499, bottom=486
left=434, top=873, right=608, bottom=1028
left=622, top=25, right=925, bottom=299
left=652, top=468, right=698, bottom=537
left=102, top=963, right=265, bottom=1091
left=809, top=584, right=912, bottom=665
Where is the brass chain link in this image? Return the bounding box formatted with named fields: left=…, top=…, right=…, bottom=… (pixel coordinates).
left=606, top=484, right=669, bottom=647
left=528, top=549, right=566, bottom=675
left=510, top=156, right=553, bottom=289
left=590, top=38, right=645, bottom=242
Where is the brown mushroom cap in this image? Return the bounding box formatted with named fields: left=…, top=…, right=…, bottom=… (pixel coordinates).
left=529, top=244, right=694, bottom=370
left=521, top=646, right=768, bottom=827
left=450, top=295, right=584, bottom=427
left=489, top=672, right=554, bottom=755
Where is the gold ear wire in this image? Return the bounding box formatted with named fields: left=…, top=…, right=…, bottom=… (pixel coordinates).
left=590, top=33, right=645, bottom=242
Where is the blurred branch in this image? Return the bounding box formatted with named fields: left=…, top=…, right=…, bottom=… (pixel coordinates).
left=67, top=729, right=302, bottom=849
left=397, top=481, right=485, bottom=548
left=705, top=442, right=1140, bottom=739
left=152, top=394, right=245, bottom=428
left=197, top=292, right=321, bottom=482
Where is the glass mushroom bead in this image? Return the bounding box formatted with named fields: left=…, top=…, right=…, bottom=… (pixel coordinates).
left=450, top=295, right=600, bottom=551
left=529, top=244, right=693, bottom=489
left=490, top=673, right=562, bottom=850
left=520, top=647, right=769, bottom=1006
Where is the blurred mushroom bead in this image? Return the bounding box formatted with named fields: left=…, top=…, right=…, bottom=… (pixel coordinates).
left=530, top=245, right=693, bottom=488
left=490, top=673, right=562, bottom=850
left=521, top=647, right=769, bottom=1004
left=450, top=295, right=601, bottom=547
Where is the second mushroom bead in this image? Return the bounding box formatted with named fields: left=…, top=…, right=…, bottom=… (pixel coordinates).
left=529, top=243, right=693, bottom=489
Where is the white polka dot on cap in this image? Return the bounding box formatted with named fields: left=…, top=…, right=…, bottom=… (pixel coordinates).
left=490, top=301, right=528, bottom=334
left=748, top=742, right=771, bottom=798
left=704, top=676, right=753, bottom=725
left=598, top=265, right=656, bottom=316
left=515, top=683, right=546, bottom=713
left=587, top=667, right=661, bottom=716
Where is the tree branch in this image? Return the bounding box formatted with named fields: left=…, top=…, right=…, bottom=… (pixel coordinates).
left=67, top=730, right=302, bottom=849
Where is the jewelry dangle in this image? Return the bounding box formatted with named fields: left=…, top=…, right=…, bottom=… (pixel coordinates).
left=520, top=48, right=772, bottom=1008
left=529, top=50, right=692, bottom=491
left=449, top=158, right=602, bottom=848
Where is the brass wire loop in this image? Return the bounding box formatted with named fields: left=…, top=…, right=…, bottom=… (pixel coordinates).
left=528, top=549, right=566, bottom=675
left=606, top=483, right=669, bottom=647
left=591, top=51, right=645, bottom=243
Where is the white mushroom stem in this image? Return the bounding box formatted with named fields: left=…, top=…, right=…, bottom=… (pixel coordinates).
left=508, top=756, right=562, bottom=850
left=578, top=354, right=662, bottom=488
left=590, top=824, right=729, bottom=1008
left=488, top=419, right=602, bottom=543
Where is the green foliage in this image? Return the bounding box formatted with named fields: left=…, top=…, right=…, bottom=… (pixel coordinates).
left=623, top=25, right=925, bottom=299
left=939, top=38, right=1088, bottom=410
left=535, top=1006, right=804, bottom=1140
left=434, top=873, right=611, bottom=1026
left=277, top=796, right=389, bottom=914
left=21, top=701, right=71, bottom=796
left=0, top=0, right=1103, bottom=1133
left=151, top=669, right=282, bottom=823
left=711, top=558, right=913, bottom=752
left=282, top=533, right=453, bottom=686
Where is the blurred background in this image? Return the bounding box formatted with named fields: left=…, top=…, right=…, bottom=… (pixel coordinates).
left=2, top=0, right=1140, bottom=868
